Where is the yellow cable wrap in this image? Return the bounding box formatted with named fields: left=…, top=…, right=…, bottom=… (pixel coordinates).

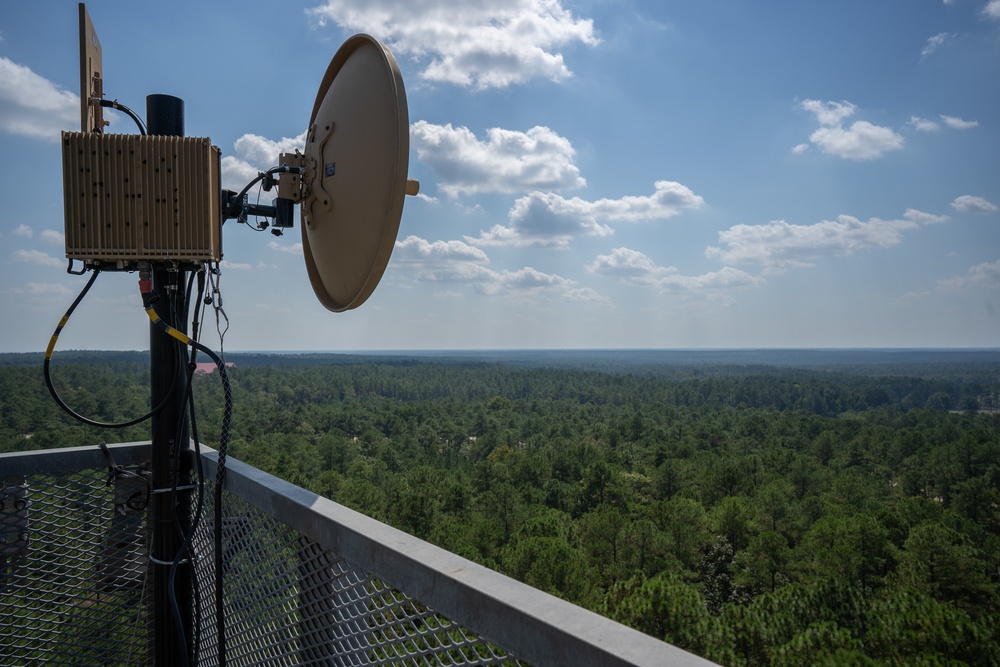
left=45, top=315, right=70, bottom=360
left=145, top=307, right=192, bottom=345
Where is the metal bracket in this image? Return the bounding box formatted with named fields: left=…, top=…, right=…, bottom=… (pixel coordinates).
left=67, top=258, right=87, bottom=275
left=277, top=151, right=308, bottom=202
left=301, top=121, right=336, bottom=223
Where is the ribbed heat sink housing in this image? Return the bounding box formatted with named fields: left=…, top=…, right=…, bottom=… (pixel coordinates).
left=61, top=132, right=221, bottom=264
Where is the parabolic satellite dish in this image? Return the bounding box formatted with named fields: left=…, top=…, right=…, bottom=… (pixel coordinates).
left=296, top=34, right=418, bottom=312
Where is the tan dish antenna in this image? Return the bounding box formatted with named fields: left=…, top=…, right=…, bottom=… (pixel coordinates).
left=278, top=34, right=420, bottom=312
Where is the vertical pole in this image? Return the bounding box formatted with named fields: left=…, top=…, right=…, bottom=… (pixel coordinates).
left=147, top=94, right=193, bottom=665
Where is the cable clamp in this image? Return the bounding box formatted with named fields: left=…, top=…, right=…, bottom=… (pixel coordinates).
left=99, top=441, right=125, bottom=487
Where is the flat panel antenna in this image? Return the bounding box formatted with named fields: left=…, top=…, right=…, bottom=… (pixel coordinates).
left=79, top=3, right=104, bottom=133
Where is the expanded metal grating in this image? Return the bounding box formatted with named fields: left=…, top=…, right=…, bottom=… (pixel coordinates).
left=193, top=481, right=524, bottom=666
left=0, top=463, right=151, bottom=666
left=1, top=445, right=698, bottom=667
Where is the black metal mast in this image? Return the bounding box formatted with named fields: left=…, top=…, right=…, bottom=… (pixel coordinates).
left=146, top=93, right=194, bottom=665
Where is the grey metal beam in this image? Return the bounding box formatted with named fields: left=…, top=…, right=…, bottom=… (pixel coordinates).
left=0, top=441, right=153, bottom=476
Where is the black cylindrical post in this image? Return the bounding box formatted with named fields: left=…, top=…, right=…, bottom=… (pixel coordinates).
left=147, top=93, right=193, bottom=665
left=147, top=94, right=184, bottom=136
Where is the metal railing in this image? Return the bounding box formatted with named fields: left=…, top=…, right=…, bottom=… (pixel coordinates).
left=1, top=443, right=714, bottom=666
left=1, top=443, right=152, bottom=666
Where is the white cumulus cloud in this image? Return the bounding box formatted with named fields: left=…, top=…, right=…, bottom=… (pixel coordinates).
left=7, top=282, right=72, bottom=299
left=474, top=266, right=604, bottom=301
left=921, top=32, right=953, bottom=57
left=0, top=56, right=78, bottom=141
left=800, top=100, right=856, bottom=126
left=706, top=209, right=945, bottom=271
left=588, top=247, right=763, bottom=295
left=220, top=261, right=254, bottom=271
left=41, top=229, right=64, bottom=245
left=392, top=235, right=493, bottom=283
left=220, top=132, right=307, bottom=191
left=12, top=249, right=64, bottom=267
left=308, top=0, right=599, bottom=89
left=939, top=115, right=978, bottom=129
left=951, top=195, right=998, bottom=214
left=13, top=224, right=32, bottom=237
left=910, top=114, right=977, bottom=132
left=985, top=0, right=1000, bottom=20
left=797, top=99, right=904, bottom=160
left=468, top=181, right=704, bottom=248
left=938, top=259, right=1000, bottom=290
left=394, top=235, right=490, bottom=264
left=909, top=116, right=940, bottom=132
left=901, top=209, right=949, bottom=225
left=267, top=241, right=303, bottom=255
left=587, top=247, right=674, bottom=285
left=657, top=266, right=763, bottom=292
left=809, top=122, right=904, bottom=161
left=394, top=234, right=603, bottom=301
left=410, top=121, right=585, bottom=198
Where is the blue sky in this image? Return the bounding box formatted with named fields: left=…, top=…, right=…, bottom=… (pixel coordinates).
left=1, top=0, right=998, bottom=352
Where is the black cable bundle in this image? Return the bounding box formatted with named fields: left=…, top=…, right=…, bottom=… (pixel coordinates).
left=44, top=267, right=234, bottom=666
left=43, top=269, right=176, bottom=428
left=141, top=275, right=232, bottom=667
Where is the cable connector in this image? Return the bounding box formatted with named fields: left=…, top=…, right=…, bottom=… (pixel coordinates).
left=139, top=267, right=158, bottom=307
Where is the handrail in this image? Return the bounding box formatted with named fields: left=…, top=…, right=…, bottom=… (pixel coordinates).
left=0, top=441, right=152, bottom=476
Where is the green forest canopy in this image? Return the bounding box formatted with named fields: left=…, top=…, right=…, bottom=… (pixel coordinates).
left=3, top=349, right=999, bottom=666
